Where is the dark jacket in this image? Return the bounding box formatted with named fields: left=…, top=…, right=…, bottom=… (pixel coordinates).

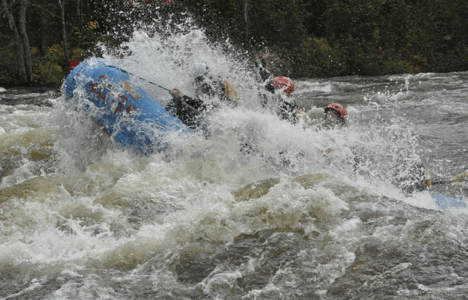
left=255, top=59, right=298, bottom=124
left=166, top=95, right=207, bottom=130
left=166, top=77, right=224, bottom=131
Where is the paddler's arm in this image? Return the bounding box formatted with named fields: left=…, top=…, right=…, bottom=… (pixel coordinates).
left=414, top=164, right=432, bottom=191
left=168, top=88, right=213, bottom=135
left=392, top=164, right=432, bottom=194
left=169, top=88, right=203, bottom=116
left=252, top=51, right=273, bottom=82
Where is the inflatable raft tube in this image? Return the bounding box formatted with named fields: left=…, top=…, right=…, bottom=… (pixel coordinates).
left=432, top=194, right=467, bottom=210
left=62, top=59, right=191, bottom=155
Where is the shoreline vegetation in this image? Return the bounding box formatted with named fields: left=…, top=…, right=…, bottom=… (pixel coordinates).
left=1, top=0, right=467, bottom=87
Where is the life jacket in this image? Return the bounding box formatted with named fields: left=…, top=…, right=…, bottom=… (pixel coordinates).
left=222, top=79, right=240, bottom=106
left=196, top=76, right=239, bottom=107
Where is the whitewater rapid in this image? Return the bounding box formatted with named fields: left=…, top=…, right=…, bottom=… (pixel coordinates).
left=1, top=29, right=468, bottom=299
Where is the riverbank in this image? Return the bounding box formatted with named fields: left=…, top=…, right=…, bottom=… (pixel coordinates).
left=0, top=86, right=61, bottom=107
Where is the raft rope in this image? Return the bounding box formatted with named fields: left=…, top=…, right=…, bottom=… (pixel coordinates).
left=107, top=65, right=200, bottom=116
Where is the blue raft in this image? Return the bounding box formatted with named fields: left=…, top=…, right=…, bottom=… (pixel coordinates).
left=63, top=59, right=191, bottom=154
left=432, top=194, right=467, bottom=210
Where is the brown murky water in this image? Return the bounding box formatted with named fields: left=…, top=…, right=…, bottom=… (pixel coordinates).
left=1, top=69, right=468, bottom=299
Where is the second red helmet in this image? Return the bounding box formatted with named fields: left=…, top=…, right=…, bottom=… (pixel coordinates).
left=272, top=76, right=295, bottom=96
left=325, top=103, right=348, bottom=121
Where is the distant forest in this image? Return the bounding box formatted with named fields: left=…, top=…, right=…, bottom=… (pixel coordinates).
left=1, top=0, right=468, bottom=86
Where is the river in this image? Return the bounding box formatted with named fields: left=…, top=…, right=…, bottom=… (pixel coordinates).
left=1, top=30, right=468, bottom=300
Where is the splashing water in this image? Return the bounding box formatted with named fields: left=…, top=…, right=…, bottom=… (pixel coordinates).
left=1, top=22, right=468, bottom=299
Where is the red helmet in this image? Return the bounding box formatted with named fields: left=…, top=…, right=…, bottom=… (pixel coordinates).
left=272, top=76, right=295, bottom=96
left=325, top=103, right=348, bottom=121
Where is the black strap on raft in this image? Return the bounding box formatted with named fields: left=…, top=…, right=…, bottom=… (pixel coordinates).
left=106, top=64, right=200, bottom=115
left=431, top=174, right=468, bottom=186
left=431, top=180, right=449, bottom=186
left=107, top=65, right=170, bottom=91
left=431, top=180, right=467, bottom=186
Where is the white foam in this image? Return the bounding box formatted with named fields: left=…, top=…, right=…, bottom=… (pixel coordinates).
left=295, top=80, right=333, bottom=94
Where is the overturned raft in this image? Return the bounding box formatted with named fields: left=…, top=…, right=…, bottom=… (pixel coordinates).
left=62, top=59, right=191, bottom=154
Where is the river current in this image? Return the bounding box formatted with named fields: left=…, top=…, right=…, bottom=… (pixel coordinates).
left=1, top=30, right=468, bottom=299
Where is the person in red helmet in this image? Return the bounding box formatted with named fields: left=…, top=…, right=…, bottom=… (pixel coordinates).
left=265, top=76, right=299, bottom=123
left=324, top=103, right=348, bottom=128
left=252, top=52, right=300, bottom=124
left=274, top=76, right=295, bottom=96
left=321, top=103, right=358, bottom=168
left=320, top=103, right=431, bottom=193
left=266, top=76, right=295, bottom=96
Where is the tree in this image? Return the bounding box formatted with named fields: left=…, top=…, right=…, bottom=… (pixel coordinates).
left=1, top=0, right=33, bottom=84
left=57, top=0, right=70, bottom=67
left=242, top=0, right=249, bottom=40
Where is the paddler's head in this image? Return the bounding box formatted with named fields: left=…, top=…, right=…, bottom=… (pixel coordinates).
left=189, top=63, right=215, bottom=98
left=324, top=103, right=347, bottom=127
left=189, top=63, right=210, bottom=86
left=266, top=76, right=295, bottom=97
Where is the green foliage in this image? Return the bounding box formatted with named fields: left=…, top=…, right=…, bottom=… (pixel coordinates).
left=179, top=0, right=468, bottom=77
left=2, top=0, right=468, bottom=86
left=0, top=41, right=19, bottom=86
left=31, top=45, right=65, bottom=85
left=31, top=45, right=85, bottom=85
left=73, top=20, right=102, bottom=48
left=247, top=0, right=308, bottom=50
left=295, top=0, right=468, bottom=76
left=27, top=16, right=102, bottom=86
left=294, top=37, right=346, bottom=77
